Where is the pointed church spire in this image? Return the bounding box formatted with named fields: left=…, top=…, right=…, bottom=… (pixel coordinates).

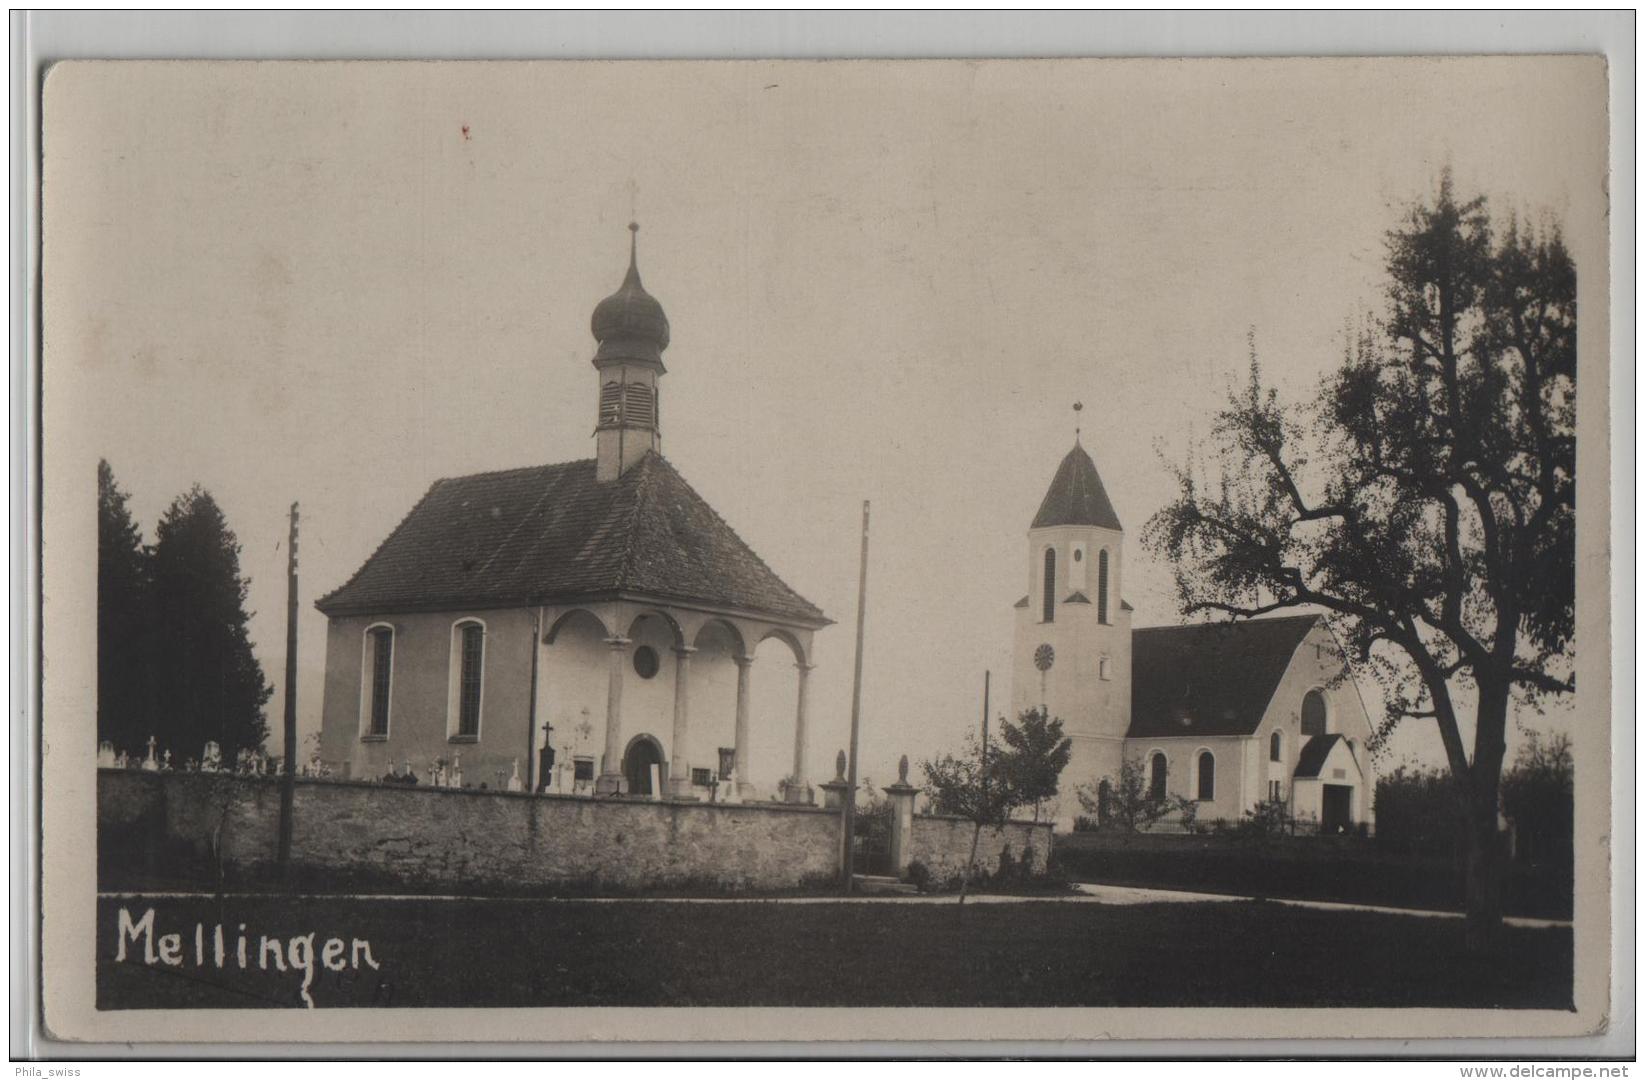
left=1032, top=437, right=1122, bottom=531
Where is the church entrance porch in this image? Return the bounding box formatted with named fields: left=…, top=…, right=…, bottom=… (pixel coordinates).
left=623, top=734, right=665, bottom=797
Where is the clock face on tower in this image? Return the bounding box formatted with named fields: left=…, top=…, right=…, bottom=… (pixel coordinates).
left=1034, top=643, right=1055, bottom=672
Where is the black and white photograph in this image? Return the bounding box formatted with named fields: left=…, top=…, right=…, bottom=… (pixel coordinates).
left=33, top=47, right=1616, bottom=1048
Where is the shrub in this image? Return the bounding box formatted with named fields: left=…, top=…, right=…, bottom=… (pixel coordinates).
left=1375, top=764, right=1464, bottom=857
left=1500, top=731, right=1573, bottom=867
left=1237, top=798, right=1293, bottom=839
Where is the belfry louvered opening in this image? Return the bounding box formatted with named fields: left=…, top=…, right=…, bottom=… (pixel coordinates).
left=598, top=380, right=657, bottom=429
left=623, top=382, right=655, bottom=427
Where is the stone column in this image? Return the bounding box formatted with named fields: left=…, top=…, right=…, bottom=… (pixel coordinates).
left=884, top=754, right=919, bottom=878
left=733, top=654, right=754, bottom=798
left=668, top=645, right=696, bottom=799
left=595, top=636, right=631, bottom=795
left=785, top=662, right=816, bottom=805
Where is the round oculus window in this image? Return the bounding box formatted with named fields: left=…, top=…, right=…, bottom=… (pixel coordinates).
left=632, top=645, right=660, bottom=679
left=1073, top=549, right=1083, bottom=562
left=1034, top=643, right=1055, bottom=671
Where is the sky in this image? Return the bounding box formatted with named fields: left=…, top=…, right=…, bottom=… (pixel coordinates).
left=45, top=58, right=1607, bottom=791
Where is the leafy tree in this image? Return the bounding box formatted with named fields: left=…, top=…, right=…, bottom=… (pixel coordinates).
left=97, top=459, right=152, bottom=753
left=1077, top=756, right=1194, bottom=834
left=149, top=486, right=272, bottom=764
left=921, top=729, right=1019, bottom=904
left=1146, top=173, right=1575, bottom=951
left=995, top=707, right=1073, bottom=822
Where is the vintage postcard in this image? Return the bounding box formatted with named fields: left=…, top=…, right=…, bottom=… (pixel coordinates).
left=37, top=56, right=1613, bottom=1045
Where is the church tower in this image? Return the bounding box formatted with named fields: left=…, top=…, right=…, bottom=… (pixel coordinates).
left=1012, top=434, right=1132, bottom=809
left=591, top=223, right=670, bottom=482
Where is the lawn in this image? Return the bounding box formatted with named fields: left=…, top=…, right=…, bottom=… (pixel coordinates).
left=97, top=894, right=1573, bottom=1010
left=1053, top=832, right=1573, bottom=920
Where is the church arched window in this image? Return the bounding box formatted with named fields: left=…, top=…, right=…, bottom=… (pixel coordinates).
left=1301, top=689, right=1328, bottom=737
left=1149, top=752, right=1167, bottom=801
left=1042, top=547, right=1056, bottom=623
left=447, top=619, right=486, bottom=740
left=360, top=623, right=394, bottom=739
left=1097, top=549, right=1110, bottom=624
left=1270, top=730, right=1283, bottom=762
left=1197, top=750, right=1215, bottom=801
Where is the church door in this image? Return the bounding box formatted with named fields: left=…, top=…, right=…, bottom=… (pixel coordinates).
left=623, top=736, right=665, bottom=796
left=1321, top=784, right=1353, bottom=835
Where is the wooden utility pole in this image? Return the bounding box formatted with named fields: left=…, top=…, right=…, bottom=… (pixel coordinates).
left=526, top=608, right=542, bottom=792
left=277, top=502, right=299, bottom=873
left=981, top=670, right=990, bottom=765
left=840, top=500, right=871, bottom=893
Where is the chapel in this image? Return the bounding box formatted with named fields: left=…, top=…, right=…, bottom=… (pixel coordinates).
left=315, top=225, right=829, bottom=801
left=1012, top=440, right=1376, bottom=832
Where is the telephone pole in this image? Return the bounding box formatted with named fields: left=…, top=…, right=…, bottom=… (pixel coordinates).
left=277, top=502, right=299, bottom=873
left=840, top=500, right=870, bottom=893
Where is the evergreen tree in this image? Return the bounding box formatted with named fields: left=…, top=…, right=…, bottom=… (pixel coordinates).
left=995, top=707, right=1073, bottom=822
left=97, top=459, right=151, bottom=753
left=149, top=485, right=272, bottom=762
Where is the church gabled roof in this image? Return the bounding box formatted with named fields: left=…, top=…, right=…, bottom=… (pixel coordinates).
left=315, top=452, right=827, bottom=626
left=1031, top=441, right=1123, bottom=531
left=1293, top=733, right=1351, bottom=779
left=1127, top=614, right=1322, bottom=739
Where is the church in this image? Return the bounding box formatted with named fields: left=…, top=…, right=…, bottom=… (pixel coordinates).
left=315, top=226, right=830, bottom=802
left=1011, top=441, right=1376, bottom=833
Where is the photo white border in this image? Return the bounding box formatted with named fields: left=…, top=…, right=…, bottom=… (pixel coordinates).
left=11, top=10, right=1635, bottom=1061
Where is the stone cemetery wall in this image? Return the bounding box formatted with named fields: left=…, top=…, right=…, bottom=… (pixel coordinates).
left=905, top=814, right=1054, bottom=877
left=98, top=770, right=1057, bottom=893
left=98, top=769, right=841, bottom=893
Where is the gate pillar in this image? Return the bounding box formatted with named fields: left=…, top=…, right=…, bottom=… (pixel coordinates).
left=883, top=754, right=919, bottom=878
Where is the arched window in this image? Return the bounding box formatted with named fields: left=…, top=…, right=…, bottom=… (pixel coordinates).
left=449, top=620, right=486, bottom=740
left=361, top=624, right=394, bottom=738
left=1270, top=730, right=1282, bottom=762
left=1097, top=779, right=1113, bottom=824
left=1149, top=753, right=1167, bottom=801
left=1042, top=547, right=1056, bottom=623
left=1301, top=689, right=1328, bottom=737
left=1097, top=549, right=1110, bottom=624
left=1197, top=751, right=1215, bottom=801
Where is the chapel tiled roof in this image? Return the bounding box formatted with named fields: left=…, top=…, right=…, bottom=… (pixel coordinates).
left=315, top=452, right=827, bottom=626
left=1031, top=442, right=1123, bottom=531
left=1292, top=733, right=1348, bottom=779
left=1127, top=614, right=1322, bottom=739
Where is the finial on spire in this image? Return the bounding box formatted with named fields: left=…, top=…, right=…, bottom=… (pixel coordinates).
left=628, top=221, right=639, bottom=272
left=1073, top=401, right=1084, bottom=442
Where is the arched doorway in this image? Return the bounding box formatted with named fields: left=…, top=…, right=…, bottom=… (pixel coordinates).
left=623, top=734, right=665, bottom=796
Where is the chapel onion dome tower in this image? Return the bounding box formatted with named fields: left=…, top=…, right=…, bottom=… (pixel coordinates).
left=591, top=222, right=670, bottom=482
